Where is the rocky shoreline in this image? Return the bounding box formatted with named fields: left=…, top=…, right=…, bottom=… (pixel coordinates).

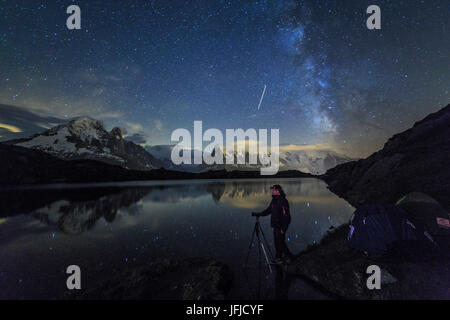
left=286, top=225, right=450, bottom=299
left=65, top=257, right=233, bottom=300
left=287, top=104, right=450, bottom=299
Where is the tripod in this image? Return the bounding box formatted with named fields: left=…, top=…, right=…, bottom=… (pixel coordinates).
left=244, top=216, right=274, bottom=274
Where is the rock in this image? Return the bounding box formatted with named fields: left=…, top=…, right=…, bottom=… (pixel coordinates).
left=381, top=269, right=397, bottom=285
left=65, top=257, right=233, bottom=300
left=287, top=225, right=450, bottom=299
left=322, top=104, right=450, bottom=211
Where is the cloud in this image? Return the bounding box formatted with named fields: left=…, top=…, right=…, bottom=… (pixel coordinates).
left=97, top=111, right=123, bottom=119
left=279, top=143, right=335, bottom=152
left=0, top=123, right=22, bottom=133
left=123, top=122, right=152, bottom=145
left=125, top=133, right=148, bottom=145
left=0, top=104, right=67, bottom=141
left=125, top=122, right=144, bottom=132
left=0, top=94, right=124, bottom=121
left=0, top=66, right=127, bottom=123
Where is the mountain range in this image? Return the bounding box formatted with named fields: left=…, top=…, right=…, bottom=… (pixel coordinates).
left=3, top=116, right=353, bottom=174
left=146, top=144, right=354, bottom=174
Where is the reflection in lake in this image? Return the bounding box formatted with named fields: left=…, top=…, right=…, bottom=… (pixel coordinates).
left=0, top=178, right=354, bottom=299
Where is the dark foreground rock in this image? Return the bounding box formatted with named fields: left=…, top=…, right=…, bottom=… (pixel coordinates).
left=287, top=225, right=450, bottom=299
left=66, top=257, right=233, bottom=300
left=322, top=104, right=450, bottom=211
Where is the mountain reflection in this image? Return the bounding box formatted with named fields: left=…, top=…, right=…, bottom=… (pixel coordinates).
left=31, top=188, right=151, bottom=235
left=206, top=179, right=337, bottom=209
left=0, top=178, right=342, bottom=234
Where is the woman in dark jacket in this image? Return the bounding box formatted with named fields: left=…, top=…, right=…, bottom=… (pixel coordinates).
left=252, top=185, right=293, bottom=264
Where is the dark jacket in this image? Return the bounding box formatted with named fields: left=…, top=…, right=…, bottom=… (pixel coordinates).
left=256, top=195, right=291, bottom=230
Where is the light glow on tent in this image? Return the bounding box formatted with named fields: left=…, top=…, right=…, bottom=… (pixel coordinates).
left=436, top=217, right=450, bottom=229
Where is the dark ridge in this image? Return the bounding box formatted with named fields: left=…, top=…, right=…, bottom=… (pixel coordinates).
left=321, top=104, right=450, bottom=211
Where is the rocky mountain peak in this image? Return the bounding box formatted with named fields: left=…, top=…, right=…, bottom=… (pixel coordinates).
left=9, top=117, right=163, bottom=171
left=67, top=117, right=108, bottom=144
left=110, top=127, right=124, bottom=140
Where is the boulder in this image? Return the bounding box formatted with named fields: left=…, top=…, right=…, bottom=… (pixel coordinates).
left=66, top=257, right=233, bottom=300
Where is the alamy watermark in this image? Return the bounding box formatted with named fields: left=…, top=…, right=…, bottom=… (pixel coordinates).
left=366, top=5, right=381, bottom=30
left=366, top=265, right=381, bottom=290
left=171, top=121, right=280, bottom=175
left=66, top=5, right=381, bottom=31
left=66, top=5, right=81, bottom=30
left=66, top=265, right=81, bottom=290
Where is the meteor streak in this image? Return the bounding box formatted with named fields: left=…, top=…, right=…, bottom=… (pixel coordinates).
left=257, top=85, right=267, bottom=110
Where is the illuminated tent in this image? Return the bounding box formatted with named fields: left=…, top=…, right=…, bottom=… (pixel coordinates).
left=348, top=204, right=422, bottom=255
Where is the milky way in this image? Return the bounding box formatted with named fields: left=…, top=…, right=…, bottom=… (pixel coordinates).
left=0, top=0, right=448, bottom=157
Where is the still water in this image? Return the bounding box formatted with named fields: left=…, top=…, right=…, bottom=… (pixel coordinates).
left=0, top=178, right=354, bottom=300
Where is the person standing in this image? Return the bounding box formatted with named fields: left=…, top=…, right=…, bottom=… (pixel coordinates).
left=252, top=185, right=293, bottom=264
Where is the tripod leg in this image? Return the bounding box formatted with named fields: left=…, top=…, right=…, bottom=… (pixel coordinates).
left=258, top=223, right=274, bottom=260
left=244, top=223, right=258, bottom=269
left=261, top=242, right=273, bottom=273
left=257, top=225, right=261, bottom=299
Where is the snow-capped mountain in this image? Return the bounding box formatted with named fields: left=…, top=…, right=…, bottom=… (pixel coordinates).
left=279, top=149, right=355, bottom=175
left=145, top=145, right=264, bottom=172
left=6, top=117, right=164, bottom=171
left=146, top=144, right=354, bottom=175
left=6, top=117, right=353, bottom=174
left=145, top=145, right=208, bottom=172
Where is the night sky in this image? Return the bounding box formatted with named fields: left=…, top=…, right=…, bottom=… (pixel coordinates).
left=0, top=0, right=448, bottom=157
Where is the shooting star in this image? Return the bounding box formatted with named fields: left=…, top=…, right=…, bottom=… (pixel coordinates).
left=257, top=85, right=267, bottom=110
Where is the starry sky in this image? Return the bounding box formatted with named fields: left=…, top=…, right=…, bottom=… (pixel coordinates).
left=0, top=0, right=448, bottom=157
